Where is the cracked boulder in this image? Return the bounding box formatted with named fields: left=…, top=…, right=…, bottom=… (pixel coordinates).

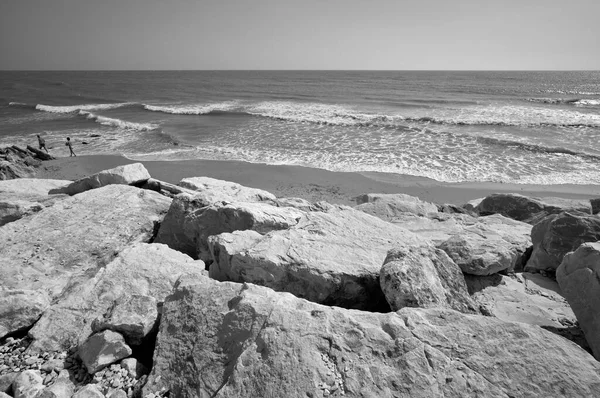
left=207, top=207, right=425, bottom=311
left=27, top=243, right=203, bottom=352
left=526, top=211, right=600, bottom=272
left=155, top=196, right=305, bottom=261
left=557, top=242, right=600, bottom=359
left=48, top=163, right=151, bottom=196
left=380, top=245, right=477, bottom=313
left=0, top=185, right=171, bottom=342
left=144, top=275, right=600, bottom=398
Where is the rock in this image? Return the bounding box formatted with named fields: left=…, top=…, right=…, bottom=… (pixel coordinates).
left=557, top=242, right=600, bottom=359
left=591, top=198, right=600, bottom=215
left=155, top=195, right=304, bottom=261
left=92, top=294, right=158, bottom=345
left=0, top=179, right=70, bottom=226
left=39, top=359, right=64, bottom=373
left=178, top=176, right=276, bottom=204
left=35, top=376, right=75, bottom=398
left=105, top=389, right=127, bottom=398
left=0, top=290, right=50, bottom=339
left=526, top=211, right=600, bottom=272
left=0, top=185, right=170, bottom=344
left=78, top=330, right=132, bottom=374
left=12, top=370, right=43, bottom=398
left=25, top=146, right=54, bottom=161
left=72, top=384, right=105, bottom=398
left=48, top=163, right=151, bottom=195
left=208, top=230, right=263, bottom=281
left=354, top=193, right=439, bottom=220
left=475, top=193, right=592, bottom=224
left=208, top=207, right=425, bottom=311
left=266, top=197, right=315, bottom=212
left=0, top=147, right=41, bottom=180
left=466, top=273, right=576, bottom=329
left=380, top=245, right=477, bottom=313
left=144, top=275, right=600, bottom=397
left=0, top=392, right=10, bottom=398
left=28, top=243, right=203, bottom=352
left=434, top=215, right=531, bottom=275
left=0, top=372, right=17, bottom=394
left=120, top=358, right=147, bottom=379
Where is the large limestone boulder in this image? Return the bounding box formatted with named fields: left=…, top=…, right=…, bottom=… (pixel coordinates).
left=155, top=195, right=305, bottom=261
left=526, top=211, right=600, bottom=272
left=557, top=242, right=600, bottom=359
left=209, top=207, right=428, bottom=311
left=178, top=176, right=276, bottom=203
left=0, top=146, right=41, bottom=180
left=48, top=163, right=151, bottom=195
left=144, top=275, right=600, bottom=398
left=0, top=185, right=171, bottom=341
left=354, top=193, right=439, bottom=221
left=392, top=213, right=531, bottom=275
left=0, top=179, right=70, bottom=226
left=27, top=243, right=203, bottom=352
left=380, top=245, right=477, bottom=313
left=466, top=273, right=576, bottom=329
left=476, top=193, right=592, bottom=224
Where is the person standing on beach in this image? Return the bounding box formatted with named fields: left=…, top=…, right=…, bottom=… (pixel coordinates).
left=37, top=134, right=48, bottom=153
left=65, top=137, right=76, bottom=157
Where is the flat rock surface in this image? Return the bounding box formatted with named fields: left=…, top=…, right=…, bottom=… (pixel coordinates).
left=0, top=185, right=171, bottom=342
left=144, top=275, right=600, bottom=398
left=28, top=243, right=203, bottom=352
left=354, top=193, right=439, bottom=220
left=178, top=176, right=276, bottom=204
left=208, top=207, right=425, bottom=311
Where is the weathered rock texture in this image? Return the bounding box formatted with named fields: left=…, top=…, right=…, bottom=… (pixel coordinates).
left=389, top=213, right=531, bottom=275
left=476, top=193, right=592, bottom=224
left=155, top=196, right=304, bottom=261
left=526, top=211, right=600, bottom=272
left=380, top=245, right=477, bottom=313
left=0, top=185, right=171, bottom=342
left=466, top=273, right=576, bottom=329
left=208, top=207, right=424, bottom=311
left=178, top=176, right=276, bottom=203
left=28, top=243, right=203, bottom=352
left=144, top=275, right=600, bottom=398
left=354, top=193, right=439, bottom=221
left=48, top=163, right=151, bottom=195
left=557, top=242, right=600, bottom=359
left=0, top=146, right=42, bottom=180
left=0, top=178, right=69, bottom=226
left=78, top=330, right=132, bottom=374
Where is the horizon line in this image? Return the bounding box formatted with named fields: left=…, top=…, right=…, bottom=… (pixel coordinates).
left=1, top=69, right=599, bottom=73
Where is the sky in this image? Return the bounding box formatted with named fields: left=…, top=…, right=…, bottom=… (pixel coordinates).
left=0, top=0, right=599, bottom=70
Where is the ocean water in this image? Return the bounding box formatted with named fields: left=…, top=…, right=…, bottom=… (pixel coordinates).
left=1, top=70, right=599, bottom=185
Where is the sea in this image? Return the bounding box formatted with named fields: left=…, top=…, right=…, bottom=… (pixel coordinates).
left=1, top=70, right=599, bottom=185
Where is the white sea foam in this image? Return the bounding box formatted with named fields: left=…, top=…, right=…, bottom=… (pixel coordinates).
left=573, top=99, right=600, bottom=106
left=78, top=110, right=158, bottom=131
left=143, top=101, right=240, bottom=115
left=36, top=103, right=133, bottom=113
left=246, top=101, right=400, bottom=126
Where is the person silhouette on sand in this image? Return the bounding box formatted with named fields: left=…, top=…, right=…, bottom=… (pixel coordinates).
left=65, top=137, right=76, bottom=157
left=37, top=134, right=48, bottom=153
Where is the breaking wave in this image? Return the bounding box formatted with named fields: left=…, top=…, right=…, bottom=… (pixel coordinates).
left=526, top=98, right=600, bottom=107
left=34, top=103, right=134, bottom=113
left=77, top=111, right=158, bottom=131
left=143, top=101, right=240, bottom=115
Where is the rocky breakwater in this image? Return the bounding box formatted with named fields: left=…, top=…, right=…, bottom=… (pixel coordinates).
left=0, top=146, right=54, bottom=181
left=1, top=160, right=600, bottom=397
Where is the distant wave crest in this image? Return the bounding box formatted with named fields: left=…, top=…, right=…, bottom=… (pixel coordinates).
left=526, top=97, right=600, bottom=107
left=78, top=110, right=158, bottom=131
left=35, top=103, right=134, bottom=113
left=143, top=101, right=240, bottom=115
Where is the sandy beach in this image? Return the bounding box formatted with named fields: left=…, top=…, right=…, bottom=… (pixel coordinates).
left=35, top=155, right=600, bottom=206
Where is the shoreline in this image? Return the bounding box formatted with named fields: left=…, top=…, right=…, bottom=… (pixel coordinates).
left=35, top=155, right=600, bottom=206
